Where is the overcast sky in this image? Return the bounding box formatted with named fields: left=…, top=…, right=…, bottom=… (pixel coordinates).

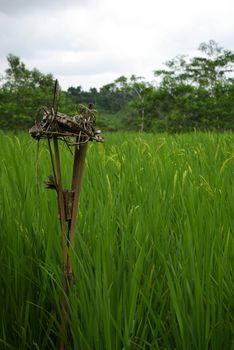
left=0, top=0, right=233, bottom=90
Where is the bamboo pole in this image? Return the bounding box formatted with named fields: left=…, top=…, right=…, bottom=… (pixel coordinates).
left=53, top=137, right=68, bottom=276
left=52, top=137, right=69, bottom=350
left=53, top=139, right=88, bottom=350
left=70, top=142, right=88, bottom=248
left=29, top=81, right=101, bottom=349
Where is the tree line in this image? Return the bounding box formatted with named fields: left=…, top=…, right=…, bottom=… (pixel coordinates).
left=0, top=40, right=233, bottom=132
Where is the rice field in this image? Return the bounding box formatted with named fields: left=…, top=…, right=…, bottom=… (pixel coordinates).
left=0, top=131, right=233, bottom=350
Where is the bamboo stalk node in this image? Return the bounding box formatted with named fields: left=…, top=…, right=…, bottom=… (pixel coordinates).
left=63, top=190, right=75, bottom=221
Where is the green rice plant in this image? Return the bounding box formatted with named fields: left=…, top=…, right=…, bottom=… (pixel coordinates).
left=0, top=131, right=233, bottom=349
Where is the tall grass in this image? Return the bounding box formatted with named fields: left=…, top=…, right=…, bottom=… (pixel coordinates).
left=0, top=131, right=233, bottom=349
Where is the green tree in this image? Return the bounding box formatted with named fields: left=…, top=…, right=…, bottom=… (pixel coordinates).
left=152, top=40, right=234, bottom=131
left=0, top=54, right=77, bottom=130
left=121, top=75, right=153, bottom=131
left=0, top=54, right=56, bottom=129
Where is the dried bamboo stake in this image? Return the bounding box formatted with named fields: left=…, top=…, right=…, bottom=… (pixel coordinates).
left=29, top=83, right=104, bottom=349
left=52, top=138, right=69, bottom=350
left=53, top=137, right=67, bottom=248
left=70, top=140, right=88, bottom=248
left=58, top=141, right=88, bottom=350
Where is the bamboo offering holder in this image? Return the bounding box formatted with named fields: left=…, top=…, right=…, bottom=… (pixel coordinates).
left=29, top=81, right=104, bottom=350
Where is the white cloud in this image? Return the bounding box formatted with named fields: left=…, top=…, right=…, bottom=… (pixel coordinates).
left=0, top=0, right=233, bottom=89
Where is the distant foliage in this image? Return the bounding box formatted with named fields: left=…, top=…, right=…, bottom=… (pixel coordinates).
left=151, top=40, right=234, bottom=132
left=0, top=55, right=75, bottom=129
left=0, top=40, right=233, bottom=132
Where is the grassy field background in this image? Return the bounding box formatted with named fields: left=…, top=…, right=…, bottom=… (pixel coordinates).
left=0, top=131, right=233, bottom=349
